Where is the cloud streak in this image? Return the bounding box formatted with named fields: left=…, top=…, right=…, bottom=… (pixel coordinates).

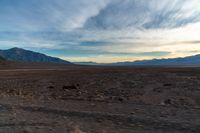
left=84, top=0, right=200, bottom=30
left=0, top=0, right=110, bottom=31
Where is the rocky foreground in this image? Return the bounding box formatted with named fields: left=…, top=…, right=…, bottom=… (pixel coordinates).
left=0, top=66, right=199, bottom=133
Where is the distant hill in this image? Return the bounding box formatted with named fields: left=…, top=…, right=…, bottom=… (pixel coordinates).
left=0, top=47, right=71, bottom=64
left=74, top=54, right=200, bottom=66
left=73, top=62, right=103, bottom=65
left=110, top=54, right=200, bottom=66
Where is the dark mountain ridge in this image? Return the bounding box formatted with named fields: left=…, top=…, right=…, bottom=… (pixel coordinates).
left=0, top=47, right=71, bottom=64
left=74, top=54, right=200, bottom=66
left=110, top=54, right=200, bottom=66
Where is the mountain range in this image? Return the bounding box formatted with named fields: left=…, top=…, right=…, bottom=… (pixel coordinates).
left=0, top=47, right=200, bottom=66
left=73, top=62, right=101, bottom=65
left=110, top=54, right=200, bottom=66
left=74, top=54, right=200, bottom=66
left=0, top=47, right=71, bottom=64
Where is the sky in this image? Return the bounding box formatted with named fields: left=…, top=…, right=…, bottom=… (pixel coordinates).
left=0, top=0, right=200, bottom=63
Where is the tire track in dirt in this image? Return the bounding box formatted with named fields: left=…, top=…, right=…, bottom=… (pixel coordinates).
left=0, top=122, right=51, bottom=128
left=0, top=104, right=199, bottom=132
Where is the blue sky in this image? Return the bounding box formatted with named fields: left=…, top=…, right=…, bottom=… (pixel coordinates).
left=0, top=0, right=200, bottom=63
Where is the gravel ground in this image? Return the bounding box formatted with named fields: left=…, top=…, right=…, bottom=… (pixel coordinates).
left=0, top=66, right=199, bottom=133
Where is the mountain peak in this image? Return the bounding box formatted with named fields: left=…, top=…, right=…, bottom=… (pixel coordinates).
left=0, top=48, right=71, bottom=64
left=7, top=47, right=27, bottom=55
left=9, top=47, right=24, bottom=51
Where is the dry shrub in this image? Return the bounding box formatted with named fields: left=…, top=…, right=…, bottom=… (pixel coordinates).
left=73, top=127, right=86, bottom=133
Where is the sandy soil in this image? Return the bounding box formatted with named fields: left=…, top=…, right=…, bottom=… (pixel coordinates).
left=0, top=66, right=199, bottom=133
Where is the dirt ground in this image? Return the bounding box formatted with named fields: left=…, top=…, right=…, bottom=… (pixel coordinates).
left=0, top=66, right=199, bottom=133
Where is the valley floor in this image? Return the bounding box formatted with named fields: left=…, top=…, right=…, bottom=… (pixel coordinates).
left=0, top=66, right=199, bottom=133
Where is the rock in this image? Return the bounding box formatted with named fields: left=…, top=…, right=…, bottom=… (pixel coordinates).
left=118, top=97, right=125, bottom=102
left=163, top=83, right=172, bottom=87
left=164, top=99, right=172, bottom=105
left=63, top=85, right=77, bottom=90
left=48, top=86, right=54, bottom=89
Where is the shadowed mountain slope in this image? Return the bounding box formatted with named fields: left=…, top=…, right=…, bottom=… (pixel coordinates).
left=0, top=48, right=71, bottom=64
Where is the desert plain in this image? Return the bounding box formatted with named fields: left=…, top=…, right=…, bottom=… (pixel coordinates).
left=0, top=65, right=199, bottom=133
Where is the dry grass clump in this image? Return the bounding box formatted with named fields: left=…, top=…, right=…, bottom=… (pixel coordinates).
left=73, top=127, right=86, bottom=133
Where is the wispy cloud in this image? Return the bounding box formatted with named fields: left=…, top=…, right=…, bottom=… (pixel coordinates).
left=0, top=0, right=110, bottom=31
left=84, top=0, right=200, bottom=30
